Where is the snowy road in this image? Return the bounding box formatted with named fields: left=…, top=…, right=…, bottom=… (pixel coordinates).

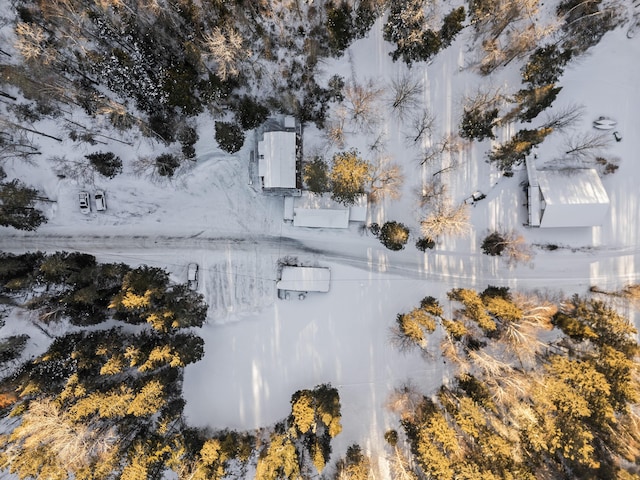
left=1, top=231, right=638, bottom=292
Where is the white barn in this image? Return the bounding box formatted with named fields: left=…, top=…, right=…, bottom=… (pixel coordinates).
left=276, top=266, right=331, bottom=293
left=527, top=162, right=609, bottom=228
left=258, top=131, right=297, bottom=189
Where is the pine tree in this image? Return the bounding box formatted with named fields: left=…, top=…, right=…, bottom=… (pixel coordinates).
left=303, top=157, right=330, bottom=194
left=0, top=179, right=46, bottom=231
left=214, top=121, right=245, bottom=154
left=440, top=7, right=466, bottom=47
left=378, top=221, right=410, bottom=251
left=290, top=390, right=315, bottom=435
left=522, top=45, right=572, bottom=87
left=488, top=127, right=553, bottom=174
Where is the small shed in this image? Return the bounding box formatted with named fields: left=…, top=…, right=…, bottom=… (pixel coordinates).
left=258, top=131, right=297, bottom=189
left=527, top=164, right=609, bottom=228
left=277, top=266, right=331, bottom=294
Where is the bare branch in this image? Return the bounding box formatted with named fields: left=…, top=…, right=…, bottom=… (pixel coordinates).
left=564, top=131, right=611, bottom=158
left=388, top=72, right=424, bottom=121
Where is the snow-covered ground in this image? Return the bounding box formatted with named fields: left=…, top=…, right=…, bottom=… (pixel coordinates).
left=1, top=13, right=640, bottom=477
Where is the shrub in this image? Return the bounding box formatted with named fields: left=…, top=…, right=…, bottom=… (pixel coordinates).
left=481, top=232, right=506, bottom=256
left=384, top=430, right=398, bottom=446
left=215, top=121, right=245, bottom=154
left=178, top=126, right=198, bottom=160
left=379, top=221, right=410, bottom=251
left=416, top=237, right=436, bottom=251
left=155, top=154, right=181, bottom=177
left=85, top=152, right=122, bottom=178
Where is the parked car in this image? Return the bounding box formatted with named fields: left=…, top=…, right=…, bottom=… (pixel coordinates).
left=78, top=191, right=90, bottom=214
left=95, top=190, right=107, bottom=211
left=187, top=263, right=199, bottom=290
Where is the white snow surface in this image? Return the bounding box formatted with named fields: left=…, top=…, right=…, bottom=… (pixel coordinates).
left=1, top=16, right=640, bottom=477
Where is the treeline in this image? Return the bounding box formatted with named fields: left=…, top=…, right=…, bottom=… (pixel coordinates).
left=0, top=251, right=346, bottom=479
left=4, top=0, right=384, bottom=149
left=390, top=287, right=640, bottom=479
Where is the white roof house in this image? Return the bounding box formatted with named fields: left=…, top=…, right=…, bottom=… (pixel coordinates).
left=283, top=192, right=368, bottom=228
left=276, top=266, right=331, bottom=293
left=258, top=131, right=297, bottom=189
left=527, top=163, right=609, bottom=228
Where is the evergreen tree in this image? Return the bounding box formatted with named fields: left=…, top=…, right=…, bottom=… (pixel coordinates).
left=515, top=84, right=562, bottom=122
left=215, top=121, right=245, bottom=154
left=303, top=157, right=331, bottom=194
left=378, top=221, right=410, bottom=251
left=488, top=127, right=553, bottom=174
left=333, top=444, right=372, bottom=480
left=85, top=152, right=123, bottom=178
left=415, top=236, right=436, bottom=251
left=326, top=1, right=356, bottom=55
left=236, top=96, right=269, bottom=130
left=0, top=179, right=46, bottom=231
left=440, top=7, right=466, bottom=47
left=155, top=154, right=181, bottom=177
left=522, top=45, right=572, bottom=87
left=460, top=107, right=498, bottom=141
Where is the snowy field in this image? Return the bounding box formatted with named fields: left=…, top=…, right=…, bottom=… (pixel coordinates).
left=1, top=13, right=640, bottom=476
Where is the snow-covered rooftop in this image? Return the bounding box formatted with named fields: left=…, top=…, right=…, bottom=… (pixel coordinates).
left=276, top=266, right=331, bottom=292
left=537, top=168, right=610, bottom=228
left=284, top=192, right=368, bottom=226
left=258, top=131, right=297, bottom=189
left=293, top=208, right=350, bottom=228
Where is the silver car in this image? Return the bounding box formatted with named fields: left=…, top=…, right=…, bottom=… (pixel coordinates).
left=95, top=190, right=107, bottom=211
left=79, top=191, right=90, bottom=214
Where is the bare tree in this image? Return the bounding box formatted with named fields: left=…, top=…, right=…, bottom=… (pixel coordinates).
left=387, top=446, right=420, bottom=480
left=386, top=383, right=424, bottom=423
left=420, top=201, right=470, bottom=239
left=204, top=25, right=251, bottom=81
left=541, top=104, right=584, bottom=132
left=324, top=107, right=347, bottom=149
left=418, top=133, right=465, bottom=172
left=404, top=107, right=435, bottom=145
left=14, top=22, right=55, bottom=64
left=3, top=398, right=119, bottom=473
left=564, top=131, right=611, bottom=158
left=343, top=78, right=384, bottom=132
left=52, top=155, right=95, bottom=185
left=0, top=131, right=41, bottom=161
left=388, top=72, right=423, bottom=121
left=463, top=86, right=505, bottom=112
left=369, top=155, right=404, bottom=203
left=417, top=179, right=447, bottom=210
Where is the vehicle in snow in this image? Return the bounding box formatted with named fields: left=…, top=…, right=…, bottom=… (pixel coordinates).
left=592, top=117, right=617, bottom=130
left=79, top=191, right=90, bottom=214
left=95, top=190, right=107, bottom=211
left=276, top=266, right=330, bottom=299
left=187, top=263, right=199, bottom=290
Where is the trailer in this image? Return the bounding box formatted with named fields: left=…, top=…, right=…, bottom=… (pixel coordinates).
left=277, top=266, right=331, bottom=299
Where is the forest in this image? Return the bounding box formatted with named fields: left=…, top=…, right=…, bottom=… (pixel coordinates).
left=0, top=251, right=344, bottom=479
left=0, top=0, right=637, bottom=478
left=390, top=288, right=640, bottom=479
left=0, top=0, right=623, bottom=230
